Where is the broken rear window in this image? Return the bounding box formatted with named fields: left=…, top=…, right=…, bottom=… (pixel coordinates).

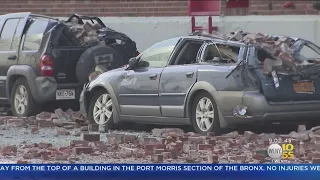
left=298, top=42, right=320, bottom=60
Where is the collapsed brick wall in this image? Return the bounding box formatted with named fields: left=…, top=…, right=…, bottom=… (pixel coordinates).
left=0, top=0, right=318, bottom=17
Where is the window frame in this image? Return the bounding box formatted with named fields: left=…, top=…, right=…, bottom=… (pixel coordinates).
left=199, top=42, right=245, bottom=65
left=21, top=18, right=49, bottom=51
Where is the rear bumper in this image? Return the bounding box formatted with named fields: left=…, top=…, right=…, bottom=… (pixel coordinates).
left=32, top=77, right=83, bottom=103
left=223, top=91, right=320, bottom=124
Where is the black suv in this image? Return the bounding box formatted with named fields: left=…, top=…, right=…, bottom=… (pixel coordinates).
left=0, top=12, right=138, bottom=117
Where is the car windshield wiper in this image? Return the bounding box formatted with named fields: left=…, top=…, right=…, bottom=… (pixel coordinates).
left=225, top=60, right=244, bottom=79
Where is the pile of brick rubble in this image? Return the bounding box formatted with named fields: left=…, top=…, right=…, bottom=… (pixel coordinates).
left=0, top=109, right=319, bottom=164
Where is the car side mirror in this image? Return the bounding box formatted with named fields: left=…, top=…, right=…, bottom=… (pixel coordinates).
left=128, top=57, right=138, bottom=69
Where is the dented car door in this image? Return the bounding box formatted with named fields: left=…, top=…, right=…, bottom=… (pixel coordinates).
left=117, top=38, right=180, bottom=117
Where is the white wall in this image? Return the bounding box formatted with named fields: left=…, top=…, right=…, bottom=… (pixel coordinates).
left=60, top=15, right=320, bottom=52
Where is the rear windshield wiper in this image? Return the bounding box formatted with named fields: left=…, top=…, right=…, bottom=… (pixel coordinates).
left=225, top=60, right=243, bottom=79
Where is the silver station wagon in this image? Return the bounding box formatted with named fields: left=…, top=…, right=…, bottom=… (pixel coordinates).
left=80, top=32, right=320, bottom=134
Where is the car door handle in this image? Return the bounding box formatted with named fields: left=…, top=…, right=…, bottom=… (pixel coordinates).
left=149, top=74, right=157, bottom=80
left=8, top=55, right=17, bottom=60
left=186, top=72, right=194, bottom=78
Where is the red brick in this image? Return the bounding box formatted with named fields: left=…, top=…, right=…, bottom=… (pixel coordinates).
left=0, top=118, right=5, bottom=125
left=120, top=147, right=138, bottom=157
left=312, top=158, right=320, bottom=164
left=68, top=157, right=80, bottom=161
left=177, top=136, right=188, bottom=142
left=37, top=120, right=55, bottom=128
left=182, top=143, right=196, bottom=154
left=74, top=147, right=93, bottom=155
left=198, top=144, right=213, bottom=151
left=252, top=153, right=266, bottom=160
left=188, top=150, right=198, bottom=160
left=31, top=127, right=39, bottom=134
left=151, top=154, right=163, bottom=163
left=94, top=142, right=108, bottom=151
left=215, top=136, right=229, bottom=141
left=7, top=119, right=25, bottom=127
left=123, top=134, right=138, bottom=143
left=36, top=112, right=52, bottom=120
left=61, top=148, right=73, bottom=154
left=144, top=144, right=166, bottom=151
left=1, top=145, right=17, bottom=155
left=153, top=148, right=165, bottom=154
left=80, top=133, right=100, bottom=142
left=168, top=149, right=179, bottom=159
left=41, top=152, right=50, bottom=160
left=175, top=140, right=183, bottom=148
left=57, top=130, right=70, bottom=136
left=106, top=134, right=124, bottom=144
left=161, top=152, right=171, bottom=159
left=80, top=126, right=88, bottom=132
left=70, top=140, right=90, bottom=147
left=139, top=137, right=160, bottom=145
left=38, top=142, right=52, bottom=149
left=55, top=153, right=69, bottom=161
left=208, top=155, right=219, bottom=163
left=88, top=124, right=99, bottom=132
left=188, top=137, right=205, bottom=144
left=208, top=139, right=216, bottom=145
left=17, top=160, right=28, bottom=164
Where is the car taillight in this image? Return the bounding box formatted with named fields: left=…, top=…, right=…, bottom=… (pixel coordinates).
left=40, top=54, right=54, bottom=76
left=135, top=51, right=140, bottom=56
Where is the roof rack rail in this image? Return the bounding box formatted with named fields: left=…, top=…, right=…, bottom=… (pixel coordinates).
left=31, top=14, right=59, bottom=21
left=189, top=31, right=224, bottom=40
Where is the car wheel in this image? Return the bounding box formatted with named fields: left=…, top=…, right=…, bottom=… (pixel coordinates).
left=191, top=92, right=220, bottom=134
left=10, top=78, right=39, bottom=117
left=88, top=89, right=116, bottom=129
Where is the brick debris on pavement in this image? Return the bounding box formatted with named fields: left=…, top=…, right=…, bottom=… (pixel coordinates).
left=0, top=109, right=319, bottom=164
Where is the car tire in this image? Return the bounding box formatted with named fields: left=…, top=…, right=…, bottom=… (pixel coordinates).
left=76, top=45, right=124, bottom=84
left=190, top=92, right=220, bottom=134
left=87, top=89, right=116, bottom=129
left=10, top=77, right=39, bottom=117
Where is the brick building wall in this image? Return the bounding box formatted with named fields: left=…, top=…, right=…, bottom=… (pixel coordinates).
left=0, top=0, right=319, bottom=17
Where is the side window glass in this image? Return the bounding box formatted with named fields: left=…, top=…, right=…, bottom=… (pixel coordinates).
left=23, top=19, right=48, bottom=51
left=0, top=18, right=20, bottom=51
left=139, top=38, right=180, bottom=68
left=11, top=19, right=26, bottom=50
left=203, top=44, right=240, bottom=63
left=175, top=42, right=203, bottom=65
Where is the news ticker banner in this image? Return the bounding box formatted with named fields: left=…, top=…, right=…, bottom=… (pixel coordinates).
left=0, top=164, right=320, bottom=180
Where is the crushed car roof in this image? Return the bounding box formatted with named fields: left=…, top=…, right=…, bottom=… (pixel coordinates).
left=189, top=31, right=320, bottom=75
